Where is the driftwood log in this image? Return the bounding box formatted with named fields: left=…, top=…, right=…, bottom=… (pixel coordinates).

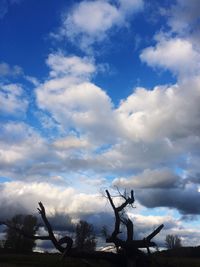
left=0, top=189, right=164, bottom=267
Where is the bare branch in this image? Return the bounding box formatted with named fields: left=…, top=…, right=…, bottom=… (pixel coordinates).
left=116, top=190, right=134, bottom=212
left=38, top=202, right=72, bottom=253
left=1, top=189, right=164, bottom=267
left=146, top=224, right=164, bottom=241
left=105, top=190, right=121, bottom=242
left=124, top=219, right=134, bottom=242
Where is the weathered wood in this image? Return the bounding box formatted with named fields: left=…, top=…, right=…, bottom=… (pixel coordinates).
left=1, top=189, right=164, bottom=267
left=37, top=202, right=73, bottom=254
left=146, top=224, right=164, bottom=241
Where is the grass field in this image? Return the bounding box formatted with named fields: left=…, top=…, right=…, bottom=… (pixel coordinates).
left=1, top=253, right=200, bottom=267
left=0, top=253, right=113, bottom=267
left=152, top=256, right=200, bottom=267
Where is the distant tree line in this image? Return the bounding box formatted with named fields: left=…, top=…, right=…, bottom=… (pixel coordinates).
left=165, top=234, right=182, bottom=249
left=3, top=214, right=38, bottom=252
left=0, top=189, right=164, bottom=267
left=1, top=214, right=96, bottom=253
left=2, top=215, right=182, bottom=253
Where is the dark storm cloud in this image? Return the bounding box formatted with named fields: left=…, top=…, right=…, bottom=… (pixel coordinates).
left=47, top=213, right=74, bottom=232
left=138, top=187, right=200, bottom=215
left=80, top=212, right=114, bottom=234
left=113, top=168, right=182, bottom=189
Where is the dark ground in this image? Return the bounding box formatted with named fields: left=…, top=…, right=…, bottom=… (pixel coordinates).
left=0, top=247, right=200, bottom=267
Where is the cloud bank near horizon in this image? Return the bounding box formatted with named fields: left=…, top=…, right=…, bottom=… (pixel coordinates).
left=1, top=0, right=200, bottom=247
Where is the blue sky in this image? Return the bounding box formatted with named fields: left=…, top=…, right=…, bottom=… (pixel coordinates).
left=1, top=0, right=200, bottom=248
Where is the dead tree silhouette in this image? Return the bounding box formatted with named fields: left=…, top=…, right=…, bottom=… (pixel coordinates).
left=0, top=189, right=164, bottom=267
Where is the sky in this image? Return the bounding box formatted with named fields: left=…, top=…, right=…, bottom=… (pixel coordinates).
left=0, top=0, right=200, bottom=249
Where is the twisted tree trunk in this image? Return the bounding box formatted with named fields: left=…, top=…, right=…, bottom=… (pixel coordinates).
left=0, top=189, right=164, bottom=267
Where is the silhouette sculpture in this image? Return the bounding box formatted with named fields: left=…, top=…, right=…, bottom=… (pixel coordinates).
left=1, top=189, right=164, bottom=267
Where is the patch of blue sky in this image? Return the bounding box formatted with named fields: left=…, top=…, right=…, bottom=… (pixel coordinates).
left=174, top=166, right=186, bottom=178
left=0, top=0, right=200, bottom=247
left=94, top=144, right=113, bottom=155
left=181, top=216, right=200, bottom=228
left=0, top=176, right=12, bottom=183
left=140, top=206, right=181, bottom=220
left=104, top=174, right=118, bottom=184
left=0, top=0, right=61, bottom=74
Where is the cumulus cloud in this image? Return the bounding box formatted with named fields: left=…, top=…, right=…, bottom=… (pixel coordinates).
left=112, top=168, right=200, bottom=215
left=0, top=181, right=107, bottom=221
left=1, top=0, right=200, bottom=228
left=64, top=1, right=120, bottom=37
left=36, top=53, right=120, bottom=144
left=37, top=52, right=199, bottom=159
left=53, top=0, right=144, bottom=50
left=79, top=176, right=107, bottom=187
left=113, top=168, right=181, bottom=189
left=140, top=36, right=200, bottom=77
left=2, top=52, right=200, bottom=218
left=0, top=83, right=28, bottom=116
left=167, top=0, right=200, bottom=35
left=2, top=78, right=200, bottom=217
left=130, top=213, right=200, bottom=247
left=0, top=121, right=100, bottom=182
left=34, top=50, right=200, bottom=202
left=37, top=81, right=119, bottom=143
left=140, top=0, right=200, bottom=79
left=0, top=122, right=52, bottom=180
left=128, top=213, right=179, bottom=242
left=117, top=77, right=200, bottom=142
left=0, top=179, right=186, bottom=247
left=1, top=179, right=200, bottom=248
left=46, top=53, right=96, bottom=79
left=53, top=135, right=91, bottom=151
left=137, top=185, right=200, bottom=215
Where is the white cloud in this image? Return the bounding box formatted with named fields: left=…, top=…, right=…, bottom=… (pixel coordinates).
left=2, top=54, right=200, bottom=218
left=36, top=81, right=118, bottom=142
left=0, top=61, right=39, bottom=90
left=53, top=136, right=91, bottom=150
left=0, top=83, right=28, bottom=115
left=118, top=0, right=143, bottom=14
left=25, top=75, right=39, bottom=86
left=2, top=73, right=200, bottom=217
left=65, top=1, right=120, bottom=35
left=140, top=36, right=200, bottom=77
left=34, top=50, right=200, bottom=191
left=53, top=0, right=144, bottom=50
left=59, top=0, right=120, bottom=50
left=0, top=122, right=52, bottom=180
left=1, top=180, right=200, bottom=246
left=0, top=181, right=107, bottom=220
left=0, top=62, right=23, bottom=76
left=140, top=1, right=200, bottom=79
left=46, top=53, right=96, bottom=79
left=1, top=0, right=200, bottom=246
left=117, top=76, right=200, bottom=142
left=79, top=176, right=107, bottom=187
left=36, top=53, right=120, bottom=144
left=131, top=213, right=200, bottom=247
left=167, top=0, right=200, bottom=34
